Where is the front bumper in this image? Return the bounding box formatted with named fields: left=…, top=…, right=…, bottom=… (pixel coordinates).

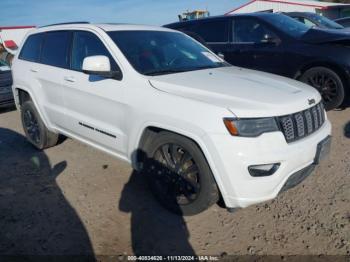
left=279, top=164, right=315, bottom=193
left=203, top=119, right=332, bottom=209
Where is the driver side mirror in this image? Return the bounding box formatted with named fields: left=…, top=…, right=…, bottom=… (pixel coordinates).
left=82, top=55, right=122, bottom=80
left=261, top=34, right=281, bottom=45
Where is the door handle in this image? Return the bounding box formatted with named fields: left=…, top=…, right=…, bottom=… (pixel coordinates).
left=30, top=68, right=38, bottom=73
left=64, top=76, right=76, bottom=83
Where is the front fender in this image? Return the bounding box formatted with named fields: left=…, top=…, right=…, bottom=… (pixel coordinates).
left=129, top=121, right=230, bottom=206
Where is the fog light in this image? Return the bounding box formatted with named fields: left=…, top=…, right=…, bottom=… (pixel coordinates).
left=248, top=163, right=280, bottom=177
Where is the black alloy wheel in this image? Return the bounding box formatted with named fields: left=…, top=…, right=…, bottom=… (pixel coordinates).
left=152, top=143, right=201, bottom=206
left=300, top=67, right=345, bottom=110
left=21, top=100, right=59, bottom=149
left=143, top=131, right=219, bottom=215
left=23, top=108, right=41, bottom=145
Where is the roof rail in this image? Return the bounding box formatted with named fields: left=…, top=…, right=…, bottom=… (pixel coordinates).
left=39, top=21, right=90, bottom=28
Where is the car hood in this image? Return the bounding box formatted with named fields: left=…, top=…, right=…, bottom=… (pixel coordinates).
left=302, top=28, right=350, bottom=44
left=149, top=66, right=321, bottom=118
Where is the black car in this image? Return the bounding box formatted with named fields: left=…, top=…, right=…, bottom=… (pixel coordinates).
left=284, top=12, right=348, bottom=31
left=0, top=59, right=13, bottom=108
left=334, top=17, right=350, bottom=28
left=165, top=13, right=350, bottom=110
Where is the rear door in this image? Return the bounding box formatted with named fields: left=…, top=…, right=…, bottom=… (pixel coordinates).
left=18, top=31, right=70, bottom=126
left=61, top=30, right=127, bottom=155
left=38, top=31, right=71, bottom=125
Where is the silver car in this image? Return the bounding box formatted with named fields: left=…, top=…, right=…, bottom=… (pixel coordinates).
left=0, top=60, right=14, bottom=108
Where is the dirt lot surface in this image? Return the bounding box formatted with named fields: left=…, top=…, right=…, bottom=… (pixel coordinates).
left=0, top=107, right=349, bottom=258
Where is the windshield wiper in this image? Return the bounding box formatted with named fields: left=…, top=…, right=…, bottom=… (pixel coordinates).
left=184, top=63, right=230, bottom=72
left=144, top=69, right=188, bottom=76
left=144, top=63, right=230, bottom=76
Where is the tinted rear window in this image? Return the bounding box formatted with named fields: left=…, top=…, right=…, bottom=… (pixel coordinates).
left=19, top=34, right=44, bottom=62
left=41, top=31, right=71, bottom=68
left=191, top=20, right=229, bottom=42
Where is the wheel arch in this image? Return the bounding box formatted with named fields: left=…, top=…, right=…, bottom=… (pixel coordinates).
left=131, top=124, right=228, bottom=206
left=14, top=87, right=52, bottom=129
left=294, top=61, right=350, bottom=87
left=132, top=124, right=206, bottom=168
left=15, top=88, right=31, bottom=106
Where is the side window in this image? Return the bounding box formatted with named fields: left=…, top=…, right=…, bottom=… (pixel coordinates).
left=191, top=20, right=229, bottom=43
left=233, top=18, right=278, bottom=43
left=294, top=17, right=305, bottom=23
left=40, top=31, right=71, bottom=68
left=303, top=18, right=317, bottom=27
left=19, top=34, right=44, bottom=62
left=340, top=8, right=350, bottom=18
left=71, top=31, right=118, bottom=71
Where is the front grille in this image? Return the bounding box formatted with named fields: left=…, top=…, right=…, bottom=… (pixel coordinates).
left=278, top=103, right=325, bottom=143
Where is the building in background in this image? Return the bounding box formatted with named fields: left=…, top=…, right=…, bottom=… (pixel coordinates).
left=225, top=0, right=350, bottom=19
left=0, top=26, right=35, bottom=55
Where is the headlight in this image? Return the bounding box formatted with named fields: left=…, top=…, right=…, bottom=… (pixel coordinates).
left=223, top=117, right=279, bottom=137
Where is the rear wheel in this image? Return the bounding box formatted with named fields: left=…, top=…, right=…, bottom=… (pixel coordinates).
left=300, top=67, right=345, bottom=110
left=21, top=100, right=59, bottom=149
left=143, top=132, right=219, bottom=215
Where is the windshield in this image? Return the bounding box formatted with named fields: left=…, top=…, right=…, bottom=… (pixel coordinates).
left=108, top=30, right=228, bottom=76
left=262, top=14, right=310, bottom=38
left=308, top=13, right=344, bottom=29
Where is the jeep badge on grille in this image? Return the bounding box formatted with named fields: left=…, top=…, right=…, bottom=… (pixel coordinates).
left=308, top=99, right=316, bottom=105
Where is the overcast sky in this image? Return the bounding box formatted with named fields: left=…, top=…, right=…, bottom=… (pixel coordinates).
left=0, top=0, right=250, bottom=26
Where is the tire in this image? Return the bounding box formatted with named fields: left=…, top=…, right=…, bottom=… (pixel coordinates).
left=300, top=67, right=345, bottom=110
left=143, top=131, right=219, bottom=216
left=21, top=100, right=59, bottom=150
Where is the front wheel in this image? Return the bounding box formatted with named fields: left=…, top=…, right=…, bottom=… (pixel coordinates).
left=143, top=132, right=219, bottom=215
left=300, top=67, right=345, bottom=110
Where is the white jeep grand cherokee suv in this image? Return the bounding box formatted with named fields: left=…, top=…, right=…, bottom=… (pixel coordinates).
left=11, top=23, right=331, bottom=215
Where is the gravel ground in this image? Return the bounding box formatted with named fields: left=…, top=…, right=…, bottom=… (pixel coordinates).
left=0, top=107, right=349, bottom=258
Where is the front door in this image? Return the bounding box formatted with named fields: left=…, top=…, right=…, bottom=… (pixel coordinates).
left=229, top=17, right=287, bottom=76
left=61, top=30, right=127, bottom=155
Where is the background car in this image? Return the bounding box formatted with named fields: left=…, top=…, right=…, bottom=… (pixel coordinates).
left=283, top=12, right=349, bottom=31
left=334, top=17, right=350, bottom=28
left=165, top=13, right=350, bottom=110
left=0, top=59, right=13, bottom=108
